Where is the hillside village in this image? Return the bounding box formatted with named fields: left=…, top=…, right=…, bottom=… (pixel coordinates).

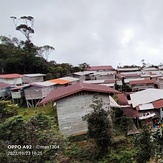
left=0, top=65, right=163, bottom=137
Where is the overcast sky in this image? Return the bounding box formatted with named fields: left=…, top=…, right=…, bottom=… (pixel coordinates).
left=1, top=0, right=163, bottom=68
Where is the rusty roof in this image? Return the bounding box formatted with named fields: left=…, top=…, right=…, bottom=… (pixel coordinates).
left=86, top=65, right=113, bottom=71
left=40, top=83, right=120, bottom=105
left=129, top=79, right=156, bottom=85
left=48, top=78, right=70, bottom=85
left=0, top=74, right=22, bottom=79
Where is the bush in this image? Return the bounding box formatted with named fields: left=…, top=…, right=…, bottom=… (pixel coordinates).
left=108, top=150, right=136, bottom=163
left=0, top=101, right=18, bottom=121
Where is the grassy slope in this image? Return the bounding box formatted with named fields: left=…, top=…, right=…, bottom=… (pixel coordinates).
left=16, top=105, right=137, bottom=162
left=17, top=104, right=56, bottom=120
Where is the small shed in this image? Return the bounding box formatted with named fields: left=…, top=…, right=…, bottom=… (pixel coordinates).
left=0, top=74, right=23, bottom=86
left=24, top=81, right=56, bottom=107
left=10, top=84, right=30, bottom=104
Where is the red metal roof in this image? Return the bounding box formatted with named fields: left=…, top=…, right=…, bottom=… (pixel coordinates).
left=40, top=83, right=120, bottom=105
left=152, top=99, right=163, bottom=108
left=0, top=82, right=11, bottom=88
left=119, top=73, right=140, bottom=78
left=129, top=79, right=156, bottom=85
left=86, top=65, right=113, bottom=71
left=121, top=107, right=140, bottom=118
left=0, top=74, right=22, bottom=79
left=117, top=93, right=129, bottom=105
left=104, top=79, right=116, bottom=84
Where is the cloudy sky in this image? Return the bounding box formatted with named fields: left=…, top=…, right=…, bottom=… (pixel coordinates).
left=1, top=0, right=163, bottom=68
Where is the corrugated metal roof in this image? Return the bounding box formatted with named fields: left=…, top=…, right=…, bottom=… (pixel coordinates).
left=48, top=78, right=69, bottom=84
left=31, top=81, right=56, bottom=87
left=0, top=82, right=11, bottom=88
left=83, top=80, right=105, bottom=84
left=129, top=79, right=156, bottom=85
left=61, top=76, right=79, bottom=82
left=117, top=93, right=129, bottom=105
left=121, top=107, right=140, bottom=118
left=124, top=78, right=145, bottom=83
left=40, top=83, right=120, bottom=105
left=152, top=99, right=163, bottom=108
left=136, top=103, right=154, bottom=111
left=117, top=68, right=140, bottom=72
left=142, top=67, right=158, bottom=71
left=119, top=73, right=141, bottom=78
left=73, top=71, right=95, bottom=76
left=86, top=65, right=114, bottom=71
left=23, top=73, right=46, bottom=77
left=130, top=88, right=163, bottom=107
left=104, top=79, right=116, bottom=84
left=0, top=74, right=22, bottom=79
left=93, top=71, right=116, bottom=75
left=99, top=83, right=115, bottom=87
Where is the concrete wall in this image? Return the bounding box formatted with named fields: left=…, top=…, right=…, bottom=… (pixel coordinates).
left=56, top=93, right=111, bottom=137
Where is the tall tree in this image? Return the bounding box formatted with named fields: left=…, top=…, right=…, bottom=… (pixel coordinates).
left=10, top=16, right=34, bottom=52
left=83, top=95, right=112, bottom=154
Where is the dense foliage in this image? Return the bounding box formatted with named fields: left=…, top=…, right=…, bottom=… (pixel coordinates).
left=134, top=125, right=154, bottom=163
left=83, top=95, right=112, bottom=154
left=0, top=113, right=63, bottom=163
left=0, top=35, right=82, bottom=78
left=0, top=16, right=83, bottom=78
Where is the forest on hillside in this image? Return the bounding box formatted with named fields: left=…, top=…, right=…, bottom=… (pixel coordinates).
left=0, top=16, right=85, bottom=79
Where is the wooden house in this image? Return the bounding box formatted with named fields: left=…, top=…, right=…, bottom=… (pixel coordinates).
left=24, top=81, right=56, bottom=107
left=129, top=89, right=163, bottom=126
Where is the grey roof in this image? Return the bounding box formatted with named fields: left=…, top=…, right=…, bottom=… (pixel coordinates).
left=124, top=78, right=145, bottom=83
left=93, top=71, right=116, bottom=75
left=117, top=68, right=140, bottom=72
left=142, top=67, right=158, bottom=71
left=73, top=71, right=95, bottom=76
left=31, top=81, right=56, bottom=87
left=130, top=88, right=163, bottom=107
left=138, top=103, right=154, bottom=110
left=61, top=76, right=80, bottom=82
left=99, top=83, right=115, bottom=87
left=23, top=73, right=46, bottom=77
left=83, top=80, right=105, bottom=84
